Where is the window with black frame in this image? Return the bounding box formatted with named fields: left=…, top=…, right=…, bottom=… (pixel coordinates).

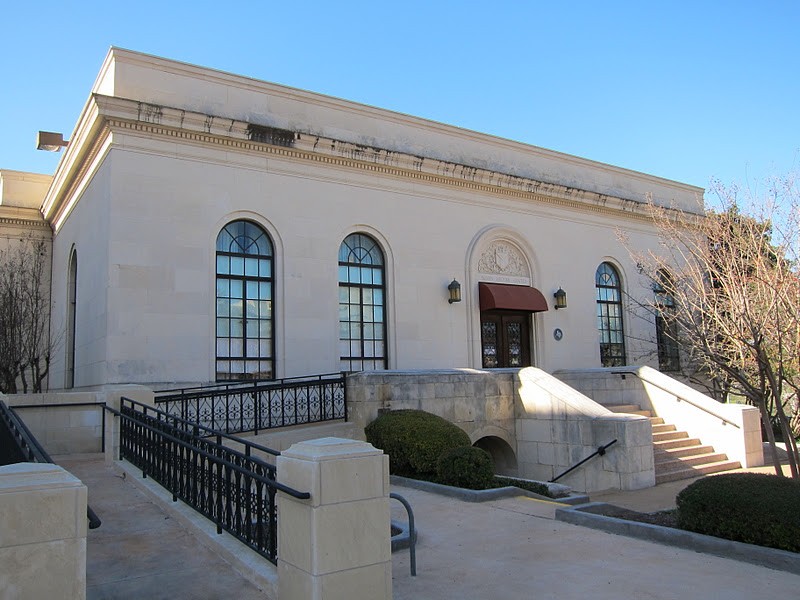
left=654, top=269, right=680, bottom=372
left=596, top=262, right=627, bottom=367
left=338, top=233, right=387, bottom=372
left=215, top=220, right=274, bottom=380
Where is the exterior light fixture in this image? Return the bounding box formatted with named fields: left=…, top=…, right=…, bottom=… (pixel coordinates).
left=554, top=287, right=567, bottom=310
left=36, top=131, right=69, bottom=152
left=448, top=279, right=462, bottom=304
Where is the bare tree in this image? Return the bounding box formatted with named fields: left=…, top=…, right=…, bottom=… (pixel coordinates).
left=0, top=236, right=55, bottom=393
left=625, top=174, right=800, bottom=478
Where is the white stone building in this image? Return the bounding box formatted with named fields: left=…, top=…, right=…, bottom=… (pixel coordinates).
left=9, top=48, right=704, bottom=390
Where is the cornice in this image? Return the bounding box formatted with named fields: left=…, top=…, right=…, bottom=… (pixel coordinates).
left=0, top=216, right=51, bottom=229
left=105, top=50, right=703, bottom=197
left=96, top=95, right=666, bottom=223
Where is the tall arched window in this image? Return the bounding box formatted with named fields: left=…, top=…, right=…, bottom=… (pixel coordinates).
left=65, top=249, right=77, bottom=388
left=654, top=269, right=680, bottom=372
left=338, top=233, right=387, bottom=371
left=216, top=220, right=274, bottom=380
left=596, top=262, right=626, bottom=367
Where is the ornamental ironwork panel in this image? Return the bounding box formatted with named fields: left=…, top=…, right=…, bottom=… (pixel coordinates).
left=155, top=373, right=347, bottom=436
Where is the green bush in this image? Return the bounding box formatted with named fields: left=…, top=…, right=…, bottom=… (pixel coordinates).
left=676, top=473, right=800, bottom=552
left=436, top=446, right=495, bottom=489
left=364, top=409, right=470, bottom=478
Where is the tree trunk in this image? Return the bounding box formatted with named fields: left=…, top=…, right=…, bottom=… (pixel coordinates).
left=758, top=399, right=784, bottom=476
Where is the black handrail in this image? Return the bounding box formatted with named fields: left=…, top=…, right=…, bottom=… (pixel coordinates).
left=121, top=397, right=280, bottom=458
left=107, top=401, right=310, bottom=563
left=0, top=401, right=102, bottom=529
left=549, top=439, right=618, bottom=483
left=107, top=404, right=307, bottom=499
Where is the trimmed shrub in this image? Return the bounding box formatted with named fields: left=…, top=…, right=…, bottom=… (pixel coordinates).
left=676, top=472, right=800, bottom=552
left=436, top=446, right=495, bottom=489
left=365, top=409, right=470, bottom=478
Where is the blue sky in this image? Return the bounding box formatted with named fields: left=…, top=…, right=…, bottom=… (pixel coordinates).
left=2, top=1, right=798, bottom=196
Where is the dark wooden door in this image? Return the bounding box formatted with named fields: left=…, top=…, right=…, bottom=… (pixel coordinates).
left=480, top=311, right=531, bottom=368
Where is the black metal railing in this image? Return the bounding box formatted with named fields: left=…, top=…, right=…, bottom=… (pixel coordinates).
left=0, top=400, right=102, bottom=529
left=155, top=372, right=347, bottom=435
left=549, top=439, right=618, bottom=483
left=109, top=397, right=309, bottom=563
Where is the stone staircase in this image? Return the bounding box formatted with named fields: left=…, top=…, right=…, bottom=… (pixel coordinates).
left=604, top=403, right=742, bottom=484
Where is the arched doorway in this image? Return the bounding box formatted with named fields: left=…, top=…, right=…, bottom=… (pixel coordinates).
left=478, top=282, right=548, bottom=368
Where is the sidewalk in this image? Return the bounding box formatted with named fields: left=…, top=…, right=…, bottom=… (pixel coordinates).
left=59, top=455, right=268, bottom=600
left=59, top=454, right=800, bottom=600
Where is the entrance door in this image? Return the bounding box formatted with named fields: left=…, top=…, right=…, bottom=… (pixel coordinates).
left=480, top=311, right=531, bottom=368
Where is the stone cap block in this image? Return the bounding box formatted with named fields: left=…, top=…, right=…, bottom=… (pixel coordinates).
left=281, top=437, right=383, bottom=461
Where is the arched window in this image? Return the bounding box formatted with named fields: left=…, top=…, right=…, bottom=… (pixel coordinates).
left=654, top=270, right=680, bottom=372
left=66, top=249, right=77, bottom=388
left=596, top=262, right=626, bottom=367
left=338, top=233, right=387, bottom=371
left=216, top=220, right=274, bottom=380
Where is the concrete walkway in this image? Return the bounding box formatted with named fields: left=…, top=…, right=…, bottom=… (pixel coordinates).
left=60, top=454, right=800, bottom=599
left=59, top=455, right=268, bottom=600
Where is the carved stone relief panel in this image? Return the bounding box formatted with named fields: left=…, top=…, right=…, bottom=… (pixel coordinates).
left=477, top=240, right=530, bottom=283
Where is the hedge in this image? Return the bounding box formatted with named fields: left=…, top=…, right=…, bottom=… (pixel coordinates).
left=676, top=472, right=800, bottom=552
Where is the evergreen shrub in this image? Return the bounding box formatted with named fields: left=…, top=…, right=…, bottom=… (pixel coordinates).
left=676, top=472, right=800, bottom=552
left=364, top=409, right=470, bottom=478
left=436, top=446, right=495, bottom=489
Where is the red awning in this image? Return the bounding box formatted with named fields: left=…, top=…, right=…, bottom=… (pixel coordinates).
left=478, top=282, right=549, bottom=312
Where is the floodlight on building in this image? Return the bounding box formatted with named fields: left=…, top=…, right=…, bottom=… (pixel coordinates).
left=554, top=287, right=567, bottom=310
left=36, top=131, right=69, bottom=152
left=447, top=279, right=462, bottom=304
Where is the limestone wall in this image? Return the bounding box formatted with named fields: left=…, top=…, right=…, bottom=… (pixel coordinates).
left=347, top=368, right=655, bottom=493
left=347, top=369, right=517, bottom=450
left=4, top=385, right=154, bottom=457
left=3, top=392, right=105, bottom=455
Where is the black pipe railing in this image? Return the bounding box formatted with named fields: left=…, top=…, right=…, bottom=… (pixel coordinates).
left=108, top=397, right=310, bottom=563
left=390, top=493, right=417, bottom=577
left=155, top=372, right=347, bottom=436
left=549, top=439, right=618, bottom=483
left=0, top=400, right=102, bottom=529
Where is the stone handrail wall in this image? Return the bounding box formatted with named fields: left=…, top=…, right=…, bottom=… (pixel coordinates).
left=555, top=367, right=763, bottom=468
left=514, top=368, right=655, bottom=491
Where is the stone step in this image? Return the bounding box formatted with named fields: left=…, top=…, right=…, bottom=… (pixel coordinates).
left=651, top=423, right=676, bottom=434
left=653, top=437, right=703, bottom=450
left=655, top=460, right=742, bottom=485
left=654, top=451, right=730, bottom=469
left=655, top=444, right=715, bottom=459
left=652, top=430, right=689, bottom=442
left=604, top=404, right=652, bottom=417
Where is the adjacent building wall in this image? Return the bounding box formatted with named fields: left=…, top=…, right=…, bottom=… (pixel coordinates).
left=36, top=48, right=704, bottom=389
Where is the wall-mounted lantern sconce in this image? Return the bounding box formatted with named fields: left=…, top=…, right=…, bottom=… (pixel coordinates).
left=554, top=287, right=567, bottom=310
left=36, top=131, right=69, bottom=152
left=448, top=279, right=462, bottom=304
